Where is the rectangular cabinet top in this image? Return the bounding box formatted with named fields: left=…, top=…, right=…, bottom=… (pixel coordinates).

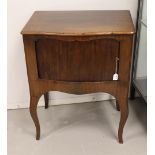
left=21, top=10, right=135, bottom=36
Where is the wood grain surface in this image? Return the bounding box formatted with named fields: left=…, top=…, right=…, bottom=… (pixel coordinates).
left=35, top=38, right=119, bottom=81
left=21, top=10, right=135, bottom=36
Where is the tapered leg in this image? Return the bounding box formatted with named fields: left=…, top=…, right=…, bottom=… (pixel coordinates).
left=116, top=100, right=120, bottom=111
left=117, top=97, right=129, bottom=143
left=44, top=92, right=49, bottom=109
left=29, top=96, right=40, bottom=140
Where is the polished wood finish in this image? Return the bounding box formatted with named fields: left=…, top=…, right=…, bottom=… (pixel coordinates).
left=21, top=10, right=134, bottom=36
left=36, top=38, right=119, bottom=81
left=22, top=11, right=135, bottom=143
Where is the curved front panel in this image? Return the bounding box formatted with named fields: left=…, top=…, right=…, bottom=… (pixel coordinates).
left=35, top=38, right=120, bottom=82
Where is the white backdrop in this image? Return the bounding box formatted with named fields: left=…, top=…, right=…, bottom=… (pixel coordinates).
left=7, top=0, right=138, bottom=109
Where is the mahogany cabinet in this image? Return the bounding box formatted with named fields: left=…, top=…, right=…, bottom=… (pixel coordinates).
left=21, top=11, right=135, bottom=143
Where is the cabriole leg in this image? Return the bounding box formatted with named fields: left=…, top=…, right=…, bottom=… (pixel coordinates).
left=117, top=97, right=129, bottom=143
left=29, top=96, right=41, bottom=140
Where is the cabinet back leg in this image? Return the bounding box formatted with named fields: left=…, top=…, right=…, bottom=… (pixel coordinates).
left=44, top=92, right=49, bottom=109
left=116, top=100, right=120, bottom=111
left=130, top=83, right=135, bottom=100
left=29, top=96, right=41, bottom=140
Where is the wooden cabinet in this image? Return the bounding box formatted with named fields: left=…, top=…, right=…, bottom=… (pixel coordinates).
left=21, top=11, right=135, bottom=143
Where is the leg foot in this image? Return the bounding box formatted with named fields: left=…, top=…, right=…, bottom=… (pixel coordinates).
left=44, top=92, right=49, bottom=109
left=29, top=96, right=41, bottom=140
